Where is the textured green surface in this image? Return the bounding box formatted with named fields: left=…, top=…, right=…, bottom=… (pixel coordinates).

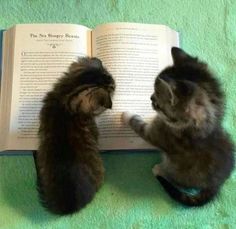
left=0, top=0, right=236, bottom=228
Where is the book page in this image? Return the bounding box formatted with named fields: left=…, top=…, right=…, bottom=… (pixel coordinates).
left=92, top=23, right=179, bottom=150
left=4, top=24, right=91, bottom=150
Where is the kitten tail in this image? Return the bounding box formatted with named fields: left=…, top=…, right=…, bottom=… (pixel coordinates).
left=156, top=176, right=218, bottom=207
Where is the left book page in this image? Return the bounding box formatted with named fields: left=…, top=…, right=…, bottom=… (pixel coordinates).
left=0, top=24, right=91, bottom=151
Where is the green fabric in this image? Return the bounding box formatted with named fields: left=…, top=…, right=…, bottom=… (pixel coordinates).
left=0, top=0, right=236, bottom=228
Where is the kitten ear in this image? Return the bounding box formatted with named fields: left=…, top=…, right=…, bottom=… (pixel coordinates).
left=88, top=58, right=103, bottom=68
left=155, top=78, right=176, bottom=106
left=69, top=57, right=103, bottom=73
left=78, top=57, right=103, bottom=69
left=171, top=47, right=196, bottom=66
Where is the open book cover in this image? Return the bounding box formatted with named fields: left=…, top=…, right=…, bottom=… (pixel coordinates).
left=0, top=23, right=179, bottom=153
left=0, top=30, right=3, bottom=79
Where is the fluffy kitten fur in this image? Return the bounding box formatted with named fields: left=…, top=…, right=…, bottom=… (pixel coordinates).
left=123, top=48, right=235, bottom=206
left=34, top=57, right=115, bottom=215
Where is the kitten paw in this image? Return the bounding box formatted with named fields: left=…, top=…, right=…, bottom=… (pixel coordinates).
left=152, top=164, right=162, bottom=176
left=122, top=112, right=135, bottom=125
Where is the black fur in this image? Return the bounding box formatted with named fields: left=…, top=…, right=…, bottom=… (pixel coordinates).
left=34, top=57, right=115, bottom=215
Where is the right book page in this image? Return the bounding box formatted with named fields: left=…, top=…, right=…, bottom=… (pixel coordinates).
left=92, top=23, right=179, bottom=150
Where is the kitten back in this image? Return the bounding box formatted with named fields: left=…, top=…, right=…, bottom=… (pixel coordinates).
left=35, top=57, right=114, bottom=215
left=149, top=48, right=235, bottom=207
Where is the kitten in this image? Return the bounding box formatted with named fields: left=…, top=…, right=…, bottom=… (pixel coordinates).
left=34, top=57, right=115, bottom=215
left=122, top=48, right=235, bottom=206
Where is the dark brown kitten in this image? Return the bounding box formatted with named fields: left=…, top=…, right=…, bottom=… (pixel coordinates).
left=34, top=57, right=115, bottom=215
left=123, top=48, right=235, bottom=206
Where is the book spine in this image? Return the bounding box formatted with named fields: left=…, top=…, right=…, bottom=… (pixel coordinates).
left=0, top=30, right=3, bottom=81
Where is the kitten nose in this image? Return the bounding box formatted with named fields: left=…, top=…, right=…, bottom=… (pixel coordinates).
left=150, top=94, right=155, bottom=101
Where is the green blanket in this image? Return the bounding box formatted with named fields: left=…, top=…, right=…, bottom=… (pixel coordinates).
left=0, top=0, right=235, bottom=228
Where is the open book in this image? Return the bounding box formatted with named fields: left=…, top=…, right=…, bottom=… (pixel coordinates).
left=0, top=23, right=179, bottom=153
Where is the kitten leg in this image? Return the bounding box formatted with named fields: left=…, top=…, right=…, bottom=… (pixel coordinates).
left=122, top=112, right=149, bottom=141
left=122, top=112, right=165, bottom=148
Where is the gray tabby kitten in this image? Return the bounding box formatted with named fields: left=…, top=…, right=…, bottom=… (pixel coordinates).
left=122, top=48, right=235, bottom=206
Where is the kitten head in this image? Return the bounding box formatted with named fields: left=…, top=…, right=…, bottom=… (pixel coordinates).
left=151, top=48, right=224, bottom=133
left=55, top=57, right=115, bottom=115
